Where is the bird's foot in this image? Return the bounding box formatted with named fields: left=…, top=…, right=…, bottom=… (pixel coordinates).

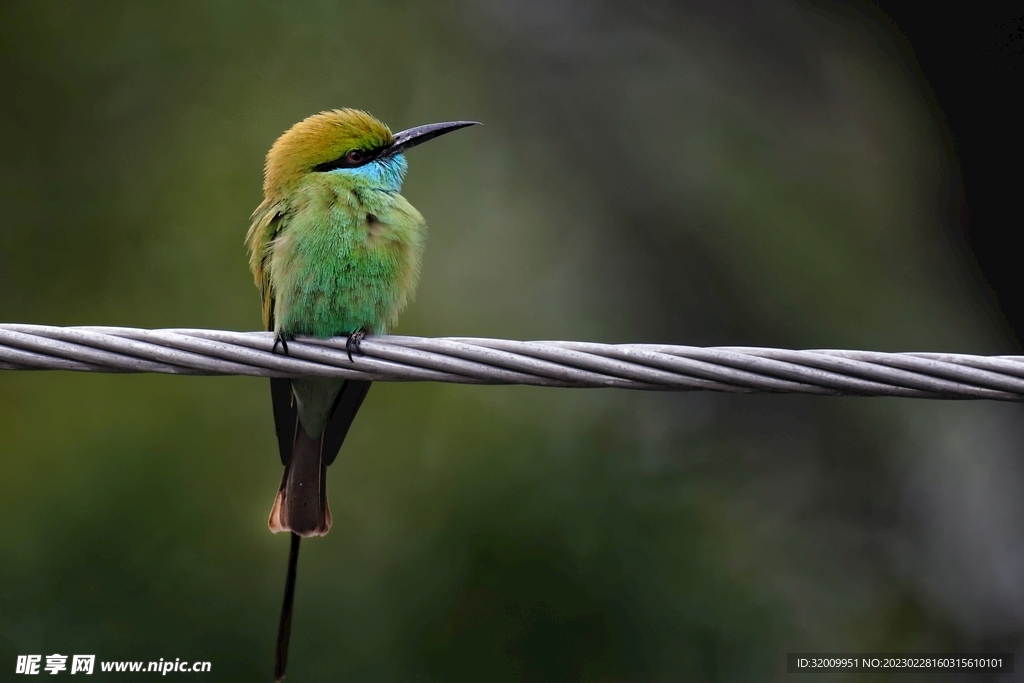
left=346, top=329, right=367, bottom=362
left=272, top=333, right=293, bottom=355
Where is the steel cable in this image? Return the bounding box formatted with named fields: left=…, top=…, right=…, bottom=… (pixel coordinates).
left=1, top=324, right=1022, bottom=400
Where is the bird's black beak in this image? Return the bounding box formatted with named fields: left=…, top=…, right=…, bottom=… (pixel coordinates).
left=384, top=121, right=481, bottom=156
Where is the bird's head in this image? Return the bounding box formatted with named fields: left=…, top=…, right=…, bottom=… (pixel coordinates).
left=263, top=108, right=478, bottom=199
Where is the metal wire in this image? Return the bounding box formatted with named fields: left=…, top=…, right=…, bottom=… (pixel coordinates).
left=2, top=323, right=1024, bottom=400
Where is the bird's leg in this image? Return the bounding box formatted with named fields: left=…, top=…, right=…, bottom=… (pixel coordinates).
left=273, top=332, right=293, bottom=355
left=346, top=329, right=367, bottom=362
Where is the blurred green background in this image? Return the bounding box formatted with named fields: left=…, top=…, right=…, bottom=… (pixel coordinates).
left=2, top=1, right=1022, bottom=681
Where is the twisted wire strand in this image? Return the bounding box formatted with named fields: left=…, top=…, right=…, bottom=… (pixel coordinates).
left=2, top=323, right=1023, bottom=401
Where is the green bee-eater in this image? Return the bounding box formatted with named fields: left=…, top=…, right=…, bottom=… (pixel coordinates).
left=246, top=109, right=478, bottom=679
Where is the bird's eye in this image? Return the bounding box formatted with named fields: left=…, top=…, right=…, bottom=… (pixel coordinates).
left=313, top=147, right=377, bottom=172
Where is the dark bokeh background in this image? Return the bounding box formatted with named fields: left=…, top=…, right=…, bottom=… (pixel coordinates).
left=2, top=1, right=1023, bottom=680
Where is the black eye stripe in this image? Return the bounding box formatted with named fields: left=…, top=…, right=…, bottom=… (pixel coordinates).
left=313, top=146, right=385, bottom=172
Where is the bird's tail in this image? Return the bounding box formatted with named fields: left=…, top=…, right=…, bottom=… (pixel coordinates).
left=268, top=378, right=371, bottom=681
left=268, top=428, right=332, bottom=537
left=267, top=378, right=371, bottom=536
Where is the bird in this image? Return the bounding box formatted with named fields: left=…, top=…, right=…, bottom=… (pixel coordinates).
left=245, top=108, right=479, bottom=680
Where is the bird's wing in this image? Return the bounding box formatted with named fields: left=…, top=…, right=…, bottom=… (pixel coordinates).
left=246, top=198, right=286, bottom=331
left=270, top=377, right=297, bottom=466
left=247, top=200, right=298, bottom=466
left=322, top=380, right=372, bottom=466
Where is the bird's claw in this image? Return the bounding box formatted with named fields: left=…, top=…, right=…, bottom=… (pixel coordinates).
left=346, top=330, right=366, bottom=362
left=272, top=333, right=292, bottom=355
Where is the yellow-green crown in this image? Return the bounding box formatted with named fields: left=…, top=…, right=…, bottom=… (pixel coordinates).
left=263, top=109, right=393, bottom=198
